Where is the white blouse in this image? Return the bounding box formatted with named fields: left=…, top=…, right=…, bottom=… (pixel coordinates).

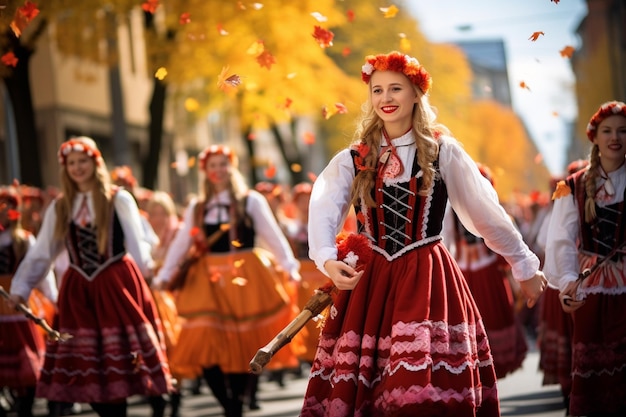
left=544, top=164, right=626, bottom=291
left=153, top=189, right=300, bottom=287
left=11, top=189, right=154, bottom=300
left=308, top=132, right=540, bottom=281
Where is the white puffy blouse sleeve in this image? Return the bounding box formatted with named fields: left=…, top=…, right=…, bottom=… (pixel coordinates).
left=543, top=195, right=579, bottom=291
left=114, top=189, right=155, bottom=277
left=11, top=200, right=64, bottom=301
left=308, top=149, right=355, bottom=276
left=246, top=190, right=300, bottom=277
left=440, top=136, right=539, bottom=281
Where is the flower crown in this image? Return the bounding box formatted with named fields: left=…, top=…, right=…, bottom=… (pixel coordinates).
left=361, top=51, right=432, bottom=94
left=0, top=186, right=20, bottom=208
left=111, top=165, right=137, bottom=188
left=57, top=139, right=102, bottom=165
left=198, top=144, right=235, bottom=170
left=586, top=101, right=626, bottom=141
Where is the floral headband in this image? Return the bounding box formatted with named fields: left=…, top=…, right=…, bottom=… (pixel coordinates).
left=57, top=139, right=102, bottom=165
left=361, top=51, right=432, bottom=94
left=198, top=144, right=235, bottom=170
left=0, top=186, right=20, bottom=208
left=586, top=101, right=626, bottom=141
left=111, top=165, right=137, bottom=187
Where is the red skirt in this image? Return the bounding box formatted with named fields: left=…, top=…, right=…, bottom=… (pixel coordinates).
left=37, top=256, right=173, bottom=403
left=537, top=286, right=572, bottom=391
left=460, top=255, right=527, bottom=379
left=0, top=275, right=47, bottom=391
left=300, top=241, right=500, bottom=417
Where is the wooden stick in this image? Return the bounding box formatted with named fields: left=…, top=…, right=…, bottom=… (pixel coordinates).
left=249, top=289, right=333, bottom=374
left=0, top=285, right=72, bottom=342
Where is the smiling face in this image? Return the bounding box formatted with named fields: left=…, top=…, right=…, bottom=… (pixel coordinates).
left=370, top=70, right=418, bottom=136
left=594, top=114, right=626, bottom=172
left=65, top=151, right=96, bottom=191
left=204, top=153, right=231, bottom=191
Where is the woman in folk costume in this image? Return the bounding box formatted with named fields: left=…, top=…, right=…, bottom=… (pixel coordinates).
left=442, top=163, right=528, bottom=379
left=300, top=51, right=546, bottom=417
left=544, top=100, right=626, bottom=416
left=0, top=186, right=57, bottom=417
left=152, top=144, right=301, bottom=417
left=7, top=137, right=173, bottom=417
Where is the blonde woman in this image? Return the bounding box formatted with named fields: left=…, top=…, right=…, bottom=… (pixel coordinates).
left=7, top=137, right=172, bottom=417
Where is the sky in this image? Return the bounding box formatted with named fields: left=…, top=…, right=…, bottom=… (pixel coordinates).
left=407, top=0, right=588, bottom=175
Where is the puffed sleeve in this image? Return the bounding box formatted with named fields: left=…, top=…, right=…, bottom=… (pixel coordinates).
left=543, top=195, right=579, bottom=291
left=11, top=200, right=65, bottom=301
left=152, top=199, right=195, bottom=287
left=440, top=136, right=540, bottom=281
left=114, top=189, right=154, bottom=277
left=308, top=149, right=356, bottom=276
left=246, top=190, right=300, bottom=278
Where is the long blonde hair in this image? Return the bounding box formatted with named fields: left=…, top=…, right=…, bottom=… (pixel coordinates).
left=54, top=137, right=113, bottom=254
left=350, top=85, right=448, bottom=207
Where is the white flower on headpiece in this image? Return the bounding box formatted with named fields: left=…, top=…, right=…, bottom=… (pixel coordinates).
left=404, top=55, right=420, bottom=66
left=587, top=122, right=595, bottom=133
left=361, top=62, right=374, bottom=76
left=613, top=103, right=623, bottom=113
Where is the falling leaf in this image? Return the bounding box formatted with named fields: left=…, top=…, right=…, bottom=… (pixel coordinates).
left=291, top=163, right=302, bottom=173
left=519, top=81, right=531, bottom=91
left=551, top=0, right=560, bottom=4
left=322, top=103, right=348, bottom=120
left=552, top=180, right=570, bottom=200
left=552, top=111, right=559, bottom=117
left=184, top=98, right=200, bottom=112
left=342, top=47, right=351, bottom=57
left=283, top=97, right=293, bottom=109
left=534, top=153, right=543, bottom=164
left=231, top=240, right=242, bottom=248
left=8, top=209, right=20, bottom=221
left=217, top=23, right=228, bottom=36
left=190, top=226, right=200, bottom=237
left=380, top=5, right=399, bottom=18
left=10, top=1, right=39, bottom=37
left=219, top=224, right=231, bottom=232
left=302, top=131, right=315, bottom=145
left=232, top=277, right=248, bottom=286
left=247, top=132, right=257, bottom=141
left=233, top=259, right=246, bottom=268
left=528, top=31, right=545, bottom=41
left=311, top=12, right=327, bottom=22
left=312, top=26, right=334, bottom=48
left=346, top=10, right=355, bottom=22
left=217, top=66, right=242, bottom=91
left=307, top=172, right=318, bottom=182
left=1, top=51, right=18, bottom=67
left=256, top=50, right=276, bottom=69
left=247, top=40, right=265, bottom=56
left=210, top=272, right=221, bottom=283
left=559, top=45, right=575, bottom=58
left=265, top=164, right=276, bottom=179
left=142, top=0, right=159, bottom=14
left=179, top=12, right=191, bottom=25
left=154, top=67, right=168, bottom=80
left=237, top=1, right=246, bottom=10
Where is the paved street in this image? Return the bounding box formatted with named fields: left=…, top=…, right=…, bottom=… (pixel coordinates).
left=23, top=341, right=567, bottom=417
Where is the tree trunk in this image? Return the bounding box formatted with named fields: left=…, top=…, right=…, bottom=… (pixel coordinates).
left=142, top=77, right=166, bottom=189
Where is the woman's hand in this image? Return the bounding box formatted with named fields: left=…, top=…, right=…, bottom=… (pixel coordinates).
left=6, top=294, right=26, bottom=311
left=559, top=280, right=585, bottom=313
left=518, top=271, right=548, bottom=308
left=324, top=259, right=364, bottom=290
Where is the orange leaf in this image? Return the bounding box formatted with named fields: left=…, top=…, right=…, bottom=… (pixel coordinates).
left=552, top=180, right=571, bottom=200
left=1, top=52, right=18, bottom=67
left=10, top=1, right=39, bottom=37
left=528, top=31, right=544, bottom=41
left=559, top=45, right=575, bottom=58
left=179, top=12, right=191, bottom=25
left=217, top=66, right=242, bottom=91
left=283, top=97, right=293, bottom=109
left=551, top=0, right=560, bottom=3
left=256, top=50, right=276, bottom=69
left=346, top=10, right=355, bottom=22
left=342, top=47, right=351, bottom=57
left=519, top=81, right=531, bottom=91
left=264, top=164, right=276, bottom=179
left=312, top=26, right=334, bottom=48
left=219, top=224, right=231, bottom=232
left=8, top=209, right=20, bottom=221
left=190, top=226, right=200, bottom=237
left=217, top=23, right=228, bottom=36
left=302, top=131, right=315, bottom=145
left=380, top=5, right=399, bottom=18
left=233, top=259, right=246, bottom=268
left=142, top=0, right=159, bottom=14
left=231, top=240, right=242, bottom=248
left=291, top=163, right=302, bottom=173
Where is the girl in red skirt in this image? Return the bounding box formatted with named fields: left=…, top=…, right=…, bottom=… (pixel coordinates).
left=301, top=51, right=547, bottom=417
left=7, top=137, right=173, bottom=417
left=0, top=185, right=57, bottom=417
left=545, top=100, right=626, bottom=416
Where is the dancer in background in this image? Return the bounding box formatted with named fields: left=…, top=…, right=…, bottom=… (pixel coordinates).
left=443, top=163, right=528, bottom=379
left=545, top=100, right=626, bottom=416
left=7, top=137, right=173, bottom=417
left=153, top=144, right=301, bottom=417
left=300, top=51, right=546, bottom=416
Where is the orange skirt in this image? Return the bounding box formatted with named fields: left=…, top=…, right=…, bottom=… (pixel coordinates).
left=171, top=249, right=300, bottom=375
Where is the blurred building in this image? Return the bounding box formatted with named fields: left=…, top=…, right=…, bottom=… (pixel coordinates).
left=570, top=0, right=626, bottom=161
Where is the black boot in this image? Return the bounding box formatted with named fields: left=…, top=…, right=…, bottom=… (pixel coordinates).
left=148, top=395, right=166, bottom=417
left=169, top=392, right=182, bottom=417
